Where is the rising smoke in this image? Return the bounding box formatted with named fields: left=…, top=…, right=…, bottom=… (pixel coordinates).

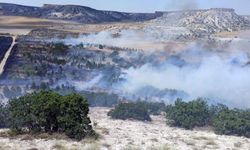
left=120, top=50, right=250, bottom=108
left=58, top=29, right=250, bottom=108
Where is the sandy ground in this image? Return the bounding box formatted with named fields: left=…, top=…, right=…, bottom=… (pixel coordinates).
left=0, top=107, right=250, bottom=150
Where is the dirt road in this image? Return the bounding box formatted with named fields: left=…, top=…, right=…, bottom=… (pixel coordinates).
left=0, top=36, right=16, bottom=75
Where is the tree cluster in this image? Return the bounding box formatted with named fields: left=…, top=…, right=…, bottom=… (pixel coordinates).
left=108, top=102, right=152, bottom=121
left=107, top=101, right=166, bottom=121
left=1, top=91, right=95, bottom=140
left=166, top=99, right=250, bottom=138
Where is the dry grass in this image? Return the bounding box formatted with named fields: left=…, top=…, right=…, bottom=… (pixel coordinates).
left=1, top=108, right=250, bottom=150
left=205, top=139, right=217, bottom=146
left=52, top=143, right=67, bottom=150
left=234, top=142, right=243, bottom=148
left=83, top=143, right=100, bottom=150
left=149, top=144, right=173, bottom=150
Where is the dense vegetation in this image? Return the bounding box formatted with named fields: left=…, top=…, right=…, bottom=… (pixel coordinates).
left=166, top=98, right=210, bottom=129
left=108, top=102, right=152, bottom=121
left=213, top=108, right=250, bottom=137
left=1, top=90, right=250, bottom=139
left=1, top=91, right=96, bottom=140
left=50, top=42, right=69, bottom=55
left=83, top=91, right=120, bottom=107
left=0, top=102, right=10, bottom=128
left=107, top=101, right=166, bottom=121
left=166, top=99, right=250, bottom=138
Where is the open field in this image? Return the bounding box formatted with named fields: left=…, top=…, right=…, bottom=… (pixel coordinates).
left=0, top=16, right=145, bottom=35
left=0, top=107, right=250, bottom=150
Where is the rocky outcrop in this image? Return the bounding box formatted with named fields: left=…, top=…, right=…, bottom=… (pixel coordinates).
left=152, top=8, right=250, bottom=35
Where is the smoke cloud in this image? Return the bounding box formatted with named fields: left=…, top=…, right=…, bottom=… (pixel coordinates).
left=57, top=30, right=250, bottom=108
left=121, top=51, right=250, bottom=108
left=63, top=30, right=156, bottom=50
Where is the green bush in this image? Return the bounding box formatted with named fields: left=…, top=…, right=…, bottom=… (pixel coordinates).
left=0, top=102, right=10, bottom=128
left=50, top=42, right=69, bottom=55
left=108, top=102, right=151, bottom=121
left=166, top=98, right=210, bottom=129
left=166, top=98, right=250, bottom=138
left=213, top=108, right=250, bottom=137
left=137, top=101, right=166, bottom=115
left=59, top=94, right=94, bottom=140
left=83, top=91, right=120, bottom=107
left=9, top=91, right=95, bottom=140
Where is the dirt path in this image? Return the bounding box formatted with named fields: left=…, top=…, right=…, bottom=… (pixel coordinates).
left=0, top=36, right=16, bottom=75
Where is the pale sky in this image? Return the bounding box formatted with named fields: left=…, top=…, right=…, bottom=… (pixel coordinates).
left=0, top=0, right=249, bottom=15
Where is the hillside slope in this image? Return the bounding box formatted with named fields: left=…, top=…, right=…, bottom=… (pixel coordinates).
left=0, top=3, right=161, bottom=23
left=152, top=8, right=250, bottom=34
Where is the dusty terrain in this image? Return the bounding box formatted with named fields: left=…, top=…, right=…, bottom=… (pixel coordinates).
left=0, top=107, right=250, bottom=150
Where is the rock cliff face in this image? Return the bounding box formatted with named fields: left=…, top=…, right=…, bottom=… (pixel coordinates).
left=153, top=8, right=250, bottom=34
left=0, top=3, right=161, bottom=23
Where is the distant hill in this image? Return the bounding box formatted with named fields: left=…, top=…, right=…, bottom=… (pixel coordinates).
left=0, top=3, right=161, bottom=23
left=152, top=8, right=250, bottom=34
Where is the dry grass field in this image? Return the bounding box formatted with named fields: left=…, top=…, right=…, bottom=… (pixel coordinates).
left=0, top=107, right=250, bottom=150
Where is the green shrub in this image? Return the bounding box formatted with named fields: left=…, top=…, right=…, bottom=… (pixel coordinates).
left=9, top=91, right=95, bottom=140
left=0, top=102, right=10, bottom=128
left=59, top=94, right=94, bottom=140
left=137, top=101, right=166, bottom=115
left=83, top=92, right=120, bottom=107
left=108, top=102, right=151, bottom=121
left=166, top=98, right=210, bottom=129
left=50, top=42, right=69, bottom=55
left=166, top=98, right=250, bottom=138
left=213, top=108, right=250, bottom=137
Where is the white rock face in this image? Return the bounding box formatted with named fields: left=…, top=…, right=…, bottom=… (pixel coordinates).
left=151, top=8, right=250, bottom=37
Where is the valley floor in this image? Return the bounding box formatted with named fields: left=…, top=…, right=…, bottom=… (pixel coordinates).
left=0, top=107, right=250, bottom=150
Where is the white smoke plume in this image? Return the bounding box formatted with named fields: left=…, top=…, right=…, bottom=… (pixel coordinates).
left=63, top=30, right=156, bottom=49
left=121, top=52, right=250, bottom=108
left=55, top=29, right=250, bottom=108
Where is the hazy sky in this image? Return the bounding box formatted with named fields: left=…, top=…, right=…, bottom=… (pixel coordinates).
left=0, top=0, right=249, bottom=15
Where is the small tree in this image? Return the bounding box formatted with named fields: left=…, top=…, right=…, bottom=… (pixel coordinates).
left=213, top=109, right=250, bottom=137
left=9, top=91, right=95, bottom=140
left=59, top=94, right=94, bottom=140
left=108, top=102, right=151, bottom=121
left=166, top=98, right=210, bottom=129
left=0, top=102, right=10, bottom=128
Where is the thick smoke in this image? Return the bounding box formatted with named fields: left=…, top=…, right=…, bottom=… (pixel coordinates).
left=57, top=30, right=250, bottom=108
left=121, top=51, right=250, bottom=108
left=63, top=30, right=156, bottom=49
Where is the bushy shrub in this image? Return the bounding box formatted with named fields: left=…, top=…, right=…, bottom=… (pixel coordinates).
left=166, top=98, right=210, bottom=129
left=59, top=94, right=94, bottom=140
left=9, top=91, right=95, bottom=140
left=50, top=42, right=69, bottom=55
left=108, top=102, right=151, bottom=121
left=83, top=92, right=120, bottom=107
left=137, top=101, right=166, bottom=115
left=0, top=102, right=10, bottom=128
left=166, top=98, right=250, bottom=138
left=213, top=108, right=250, bottom=137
